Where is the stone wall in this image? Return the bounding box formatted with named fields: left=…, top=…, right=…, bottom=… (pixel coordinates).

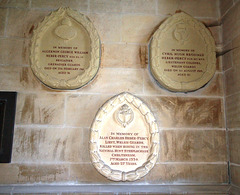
left=221, top=0, right=240, bottom=191
left=0, top=0, right=228, bottom=193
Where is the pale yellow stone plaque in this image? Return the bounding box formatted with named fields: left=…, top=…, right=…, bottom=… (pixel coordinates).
left=30, top=8, right=100, bottom=90
left=149, top=12, right=216, bottom=92
left=90, top=92, right=159, bottom=181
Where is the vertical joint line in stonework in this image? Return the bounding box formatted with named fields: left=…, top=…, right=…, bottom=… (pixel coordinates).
left=4, top=8, right=9, bottom=37
left=120, top=14, right=123, bottom=42
left=227, top=160, right=231, bottom=184
left=155, top=0, right=158, bottom=15
left=63, top=94, right=67, bottom=127
left=29, top=0, right=32, bottom=8
left=217, top=0, right=221, bottom=22
left=87, top=0, right=90, bottom=13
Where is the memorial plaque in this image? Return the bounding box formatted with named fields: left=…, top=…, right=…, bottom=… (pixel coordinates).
left=30, top=8, right=101, bottom=90
left=90, top=92, right=159, bottom=181
left=149, top=12, right=216, bottom=92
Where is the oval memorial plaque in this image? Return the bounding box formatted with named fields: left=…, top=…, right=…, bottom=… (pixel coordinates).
left=90, top=92, right=159, bottom=181
left=30, top=8, right=100, bottom=90
left=149, top=12, right=216, bottom=92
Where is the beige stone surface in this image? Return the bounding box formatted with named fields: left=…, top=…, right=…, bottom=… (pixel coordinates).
left=0, top=0, right=29, bottom=8
left=0, top=66, right=51, bottom=92
left=145, top=164, right=228, bottom=184
left=88, top=13, right=121, bottom=42
left=231, top=165, right=240, bottom=186
left=160, top=130, right=227, bottom=162
left=17, top=164, right=69, bottom=183
left=222, top=51, right=233, bottom=71
left=232, top=33, right=240, bottom=48
left=122, top=15, right=164, bottom=43
left=16, top=93, right=65, bottom=125
left=0, top=164, right=19, bottom=184
left=226, top=93, right=240, bottom=129
left=66, top=94, right=110, bottom=127
left=81, top=128, right=92, bottom=162
left=69, top=163, right=146, bottom=183
left=12, top=127, right=85, bottom=163
left=89, top=0, right=122, bottom=13
left=0, top=38, right=30, bottom=65
left=62, top=194, right=102, bottom=195
left=144, top=70, right=223, bottom=96
left=233, top=47, right=240, bottom=66
left=143, top=96, right=224, bottom=128
left=15, top=194, right=58, bottom=195
left=187, top=73, right=223, bottom=96
left=80, top=68, right=143, bottom=94
left=69, top=163, right=112, bottom=183
left=19, top=67, right=48, bottom=91
left=196, top=17, right=220, bottom=27
left=229, top=186, right=240, bottom=195
left=209, top=26, right=223, bottom=45
left=6, top=8, right=50, bottom=38
left=122, top=0, right=156, bottom=14
left=224, top=48, right=240, bottom=97
left=31, top=0, right=88, bottom=11
left=216, top=55, right=223, bottom=72
left=157, top=0, right=219, bottom=18
left=229, top=131, right=240, bottom=164
left=0, top=66, right=27, bottom=91
left=224, top=65, right=240, bottom=96
left=222, top=1, right=240, bottom=45
left=0, top=8, right=7, bottom=36
left=220, top=0, right=234, bottom=17
left=101, top=44, right=146, bottom=68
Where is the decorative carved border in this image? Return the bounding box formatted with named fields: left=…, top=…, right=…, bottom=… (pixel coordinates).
left=30, top=7, right=101, bottom=90
left=149, top=12, right=216, bottom=92
left=90, top=92, right=159, bottom=181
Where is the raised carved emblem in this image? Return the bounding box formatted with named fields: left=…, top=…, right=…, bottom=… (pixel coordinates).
left=115, top=104, right=134, bottom=128
left=173, top=23, right=190, bottom=45
left=90, top=92, right=159, bottom=181
left=54, top=18, right=77, bottom=40
left=30, top=7, right=101, bottom=90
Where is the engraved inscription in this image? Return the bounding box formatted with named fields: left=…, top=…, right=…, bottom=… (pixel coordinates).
left=99, top=131, right=149, bottom=168
left=161, top=48, right=205, bottom=82
left=41, top=46, right=89, bottom=78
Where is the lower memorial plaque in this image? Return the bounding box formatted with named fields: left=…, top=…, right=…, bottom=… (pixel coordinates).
left=90, top=92, right=159, bottom=181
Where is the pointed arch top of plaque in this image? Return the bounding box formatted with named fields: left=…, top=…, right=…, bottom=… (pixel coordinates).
left=30, top=7, right=101, bottom=90
left=90, top=92, right=159, bottom=181
left=149, top=12, right=216, bottom=92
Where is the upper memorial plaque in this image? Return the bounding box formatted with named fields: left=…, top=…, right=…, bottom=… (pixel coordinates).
left=149, top=12, right=216, bottom=92
left=90, top=92, right=159, bottom=181
left=30, top=8, right=100, bottom=90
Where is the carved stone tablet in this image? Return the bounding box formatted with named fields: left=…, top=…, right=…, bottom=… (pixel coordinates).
left=90, top=92, right=159, bottom=181
left=30, top=8, right=100, bottom=90
left=149, top=12, right=216, bottom=92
